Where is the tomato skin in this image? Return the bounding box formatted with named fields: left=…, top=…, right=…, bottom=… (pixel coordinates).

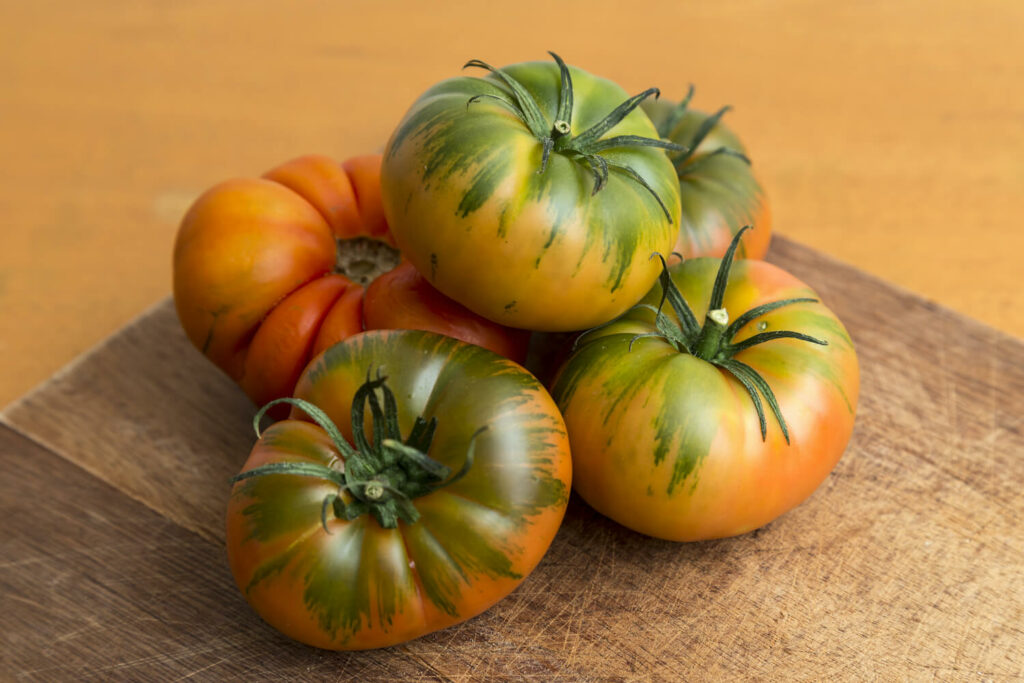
left=173, top=154, right=528, bottom=407
left=365, top=261, right=530, bottom=364
left=239, top=274, right=352, bottom=408
left=263, top=153, right=394, bottom=246
left=381, top=58, right=681, bottom=332
left=225, top=330, right=572, bottom=650
left=550, top=258, right=858, bottom=541
left=173, top=177, right=335, bottom=379
left=642, top=99, right=771, bottom=259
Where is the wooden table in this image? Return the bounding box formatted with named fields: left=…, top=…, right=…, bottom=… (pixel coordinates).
left=2, top=2, right=1023, bottom=679
left=2, top=237, right=1022, bottom=679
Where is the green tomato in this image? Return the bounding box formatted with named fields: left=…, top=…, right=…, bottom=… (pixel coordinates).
left=382, top=53, right=682, bottom=331
left=643, top=89, right=772, bottom=259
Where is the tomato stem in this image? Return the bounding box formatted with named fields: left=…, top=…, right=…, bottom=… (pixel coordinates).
left=693, top=308, right=729, bottom=361
left=235, top=374, right=481, bottom=529
left=650, top=84, right=695, bottom=139
left=599, top=226, right=830, bottom=442
left=464, top=52, right=684, bottom=222
left=648, top=86, right=753, bottom=177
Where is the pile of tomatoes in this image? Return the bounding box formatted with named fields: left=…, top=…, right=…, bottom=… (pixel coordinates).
left=173, top=53, right=858, bottom=650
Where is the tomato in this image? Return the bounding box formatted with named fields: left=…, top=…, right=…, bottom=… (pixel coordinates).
left=550, top=228, right=858, bottom=541
left=173, top=154, right=529, bottom=408
left=381, top=52, right=682, bottom=332
left=642, top=88, right=771, bottom=259
left=225, top=330, right=572, bottom=650
left=364, top=260, right=526, bottom=362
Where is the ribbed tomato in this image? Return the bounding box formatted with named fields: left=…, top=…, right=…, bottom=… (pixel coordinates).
left=382, top=53, right=682, bottom=331
left=551, top=229, right=858, bottom=541
left=643, top=88, right=771, bottom=259
left=226, top=330, right=572, bottom=650
left=173, top=154, right=528, bottom=408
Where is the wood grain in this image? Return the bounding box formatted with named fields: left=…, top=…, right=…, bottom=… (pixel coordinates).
left=0, top=426, right=429, bottom=681
left=2, top=236, right=1022, bottom=680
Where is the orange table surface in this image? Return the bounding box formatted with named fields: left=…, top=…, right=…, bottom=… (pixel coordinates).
left=2, top=1, right=1022, bottom=408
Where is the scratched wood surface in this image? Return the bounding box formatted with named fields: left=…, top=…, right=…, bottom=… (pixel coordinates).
left=2, top=237, right=1023, bottom=680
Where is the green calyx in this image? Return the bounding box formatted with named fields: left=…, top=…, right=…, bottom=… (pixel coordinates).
left=629, top=226, right=827, bottom=443
left=464, top=51, right=685, bottom=222
left=652, top=85, right=752, bottom=177
left=231, top=372, right=483, bottom=530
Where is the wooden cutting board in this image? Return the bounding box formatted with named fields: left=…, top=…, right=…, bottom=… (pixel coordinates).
left=2, top=236, right=1021, bottom=680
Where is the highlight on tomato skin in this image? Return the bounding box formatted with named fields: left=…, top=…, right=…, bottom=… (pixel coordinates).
left=225, top=329, right=572, bottom=650
left=550, top=228, right=859, bottom=542
left=172, top=153, right=529, bottom=410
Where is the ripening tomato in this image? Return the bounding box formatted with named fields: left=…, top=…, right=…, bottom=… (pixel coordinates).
left=551, top=228, right=858, bottom=541
left=226, top=330, right=572, bottom=650
left=382, top=52, right=682, bottom=332
left=173, top=154, right=528, bottom=408
left=642, top=89, right=772, bottom=259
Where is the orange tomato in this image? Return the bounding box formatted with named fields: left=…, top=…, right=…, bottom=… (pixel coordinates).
left=226, top=330, right=571, bottom=649
left=173, top=154, right=529, bottom=408
left=551, top=229, right=858, bottom=541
